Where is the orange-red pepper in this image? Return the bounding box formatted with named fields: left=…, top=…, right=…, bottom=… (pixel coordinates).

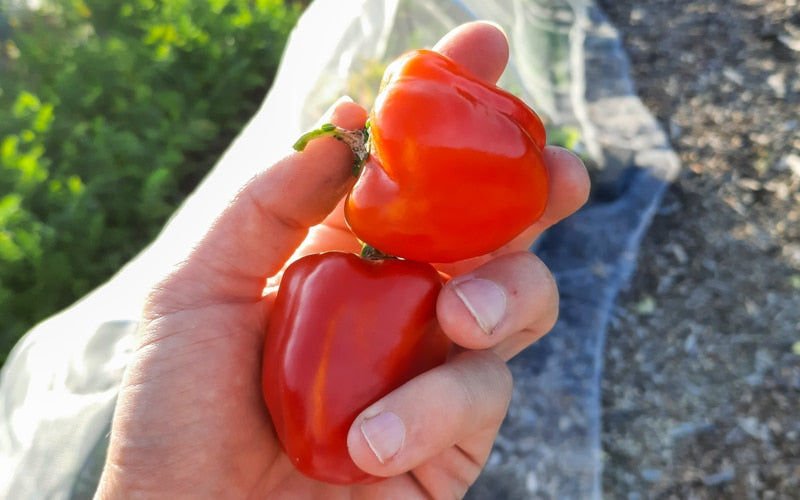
left=262, top=251, right=451, bottom=484
left=345, top=49, right=548, bottom=263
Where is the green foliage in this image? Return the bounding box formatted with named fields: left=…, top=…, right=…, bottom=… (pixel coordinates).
left=0, top=0, right=302, bottom=363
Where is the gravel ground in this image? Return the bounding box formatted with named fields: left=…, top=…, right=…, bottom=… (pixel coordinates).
left=595, top=0, right=800, bottom=498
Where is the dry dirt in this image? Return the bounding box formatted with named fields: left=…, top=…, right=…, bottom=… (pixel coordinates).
left=595, top=0, right=800, bottom=498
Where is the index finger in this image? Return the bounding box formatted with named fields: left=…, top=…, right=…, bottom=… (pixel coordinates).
left=433, top=21, right=510, bottom=83
left=148, top=101, right=368, bottom=309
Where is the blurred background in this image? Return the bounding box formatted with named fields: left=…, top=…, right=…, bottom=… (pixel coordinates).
left=0, top=0, right=306, bottom=362
left=597, top=0, right=800, bottom=497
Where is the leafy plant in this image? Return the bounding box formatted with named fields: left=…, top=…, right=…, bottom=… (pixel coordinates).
left=0, top=0, right=302, bottom=364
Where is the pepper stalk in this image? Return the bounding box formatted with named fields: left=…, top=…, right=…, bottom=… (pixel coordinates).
left=292, top=122, right=370, bottom=176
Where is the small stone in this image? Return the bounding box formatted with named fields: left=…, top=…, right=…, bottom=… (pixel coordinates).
left=767, top=72, right=787, bottom=98
left=737, top=416, right=770, bottom=441
left=777, top=154, right=800, bottom=178
left=779, top=33, right=800, bottom=52
left=525, top=471, right=539, bottom=492
left=634, top=295, right=656, bottom=316
left=668, top=242, right=689, bottom=264
left=737, top=177, right=762, bottom=191
left=684, top=331, right=698, bottom=355
left=723, top=67, right=744, bottom=85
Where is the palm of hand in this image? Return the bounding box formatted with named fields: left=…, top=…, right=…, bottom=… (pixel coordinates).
left=95, top=21, right=590, bottom=500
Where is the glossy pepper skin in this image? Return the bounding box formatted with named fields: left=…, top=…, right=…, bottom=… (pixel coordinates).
left=344, top=49, right=549, bottom=263
left=261, top=252, right=452, bottom=484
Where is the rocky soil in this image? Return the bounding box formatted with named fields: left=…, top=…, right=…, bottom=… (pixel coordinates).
left=596, top=0, right=800, bottom=497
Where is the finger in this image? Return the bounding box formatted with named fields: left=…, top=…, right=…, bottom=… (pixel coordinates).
left=514, top=146, right=591, bottom=244
left=290, top=198, right=361, bottom=259
left=433, top=21, right=509, bottom=83
left=347, top=350, right=512, bottom=493
left=438, top=145, right=590, bottom=276
left=436, top=252, right=559, bottom=360
left=151, top=100, right=369, bottom=307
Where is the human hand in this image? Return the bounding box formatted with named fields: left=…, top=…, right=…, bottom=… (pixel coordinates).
left=94, top=21, right=590, bottom=499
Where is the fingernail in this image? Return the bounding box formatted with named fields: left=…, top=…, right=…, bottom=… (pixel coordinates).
left=453, top=278, right=507, bottom=334
left=360, top=412, right=405, bottom=464
left=320, top=96, right=355, bottom=122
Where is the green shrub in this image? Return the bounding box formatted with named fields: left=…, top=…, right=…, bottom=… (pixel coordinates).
left=0, top=0, right=302, bottom=364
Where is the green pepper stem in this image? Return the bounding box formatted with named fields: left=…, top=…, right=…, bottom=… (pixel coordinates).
left=360, top=243, right=396, bottom=260
left=292, top=123, right=370, bottom=176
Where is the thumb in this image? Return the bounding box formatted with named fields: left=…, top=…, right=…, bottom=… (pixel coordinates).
left=347, top=351, right=512, bottom=486
left=151, top=100, right=368, bottom=308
